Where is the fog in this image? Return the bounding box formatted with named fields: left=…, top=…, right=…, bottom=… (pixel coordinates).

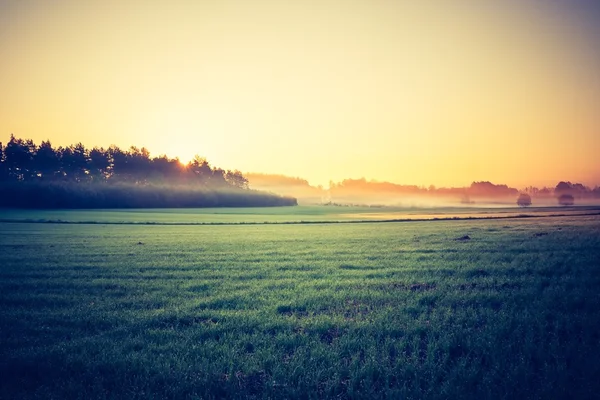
left=0, top=181, right=297, bottom=209
left=247, top=174, right=600, bottom=208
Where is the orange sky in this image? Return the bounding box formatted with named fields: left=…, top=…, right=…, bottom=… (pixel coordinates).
left=1, top=0, right=599, bottom=188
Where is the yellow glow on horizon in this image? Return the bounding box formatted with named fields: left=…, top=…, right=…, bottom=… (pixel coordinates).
left=0, top=0, right=598, bottom=188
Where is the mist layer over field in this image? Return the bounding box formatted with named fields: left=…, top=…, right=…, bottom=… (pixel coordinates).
left=247, top=175, right=600, bottom=208
left=0, top=181, right=297, bottom=209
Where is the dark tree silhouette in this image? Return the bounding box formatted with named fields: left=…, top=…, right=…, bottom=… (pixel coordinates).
left=0, top=141, right=6, bottom=181
left=34, top=140, right=60, bottom=180
left=468, top=181, right=518, bottom=198
left=89, top=147, right=110, bottom=181
left=554, top=181, right=595, bottom=200
left=58, top=143, right=89, bottom=182
left=226, top=170, right=249, bottom=189
left=517, top=193, right=532, bottom=207
left=187, top=155, right=213, bottom=185
left=557, top=194, right=575, bottom=206
left=555, top=181, right=573, bottom=194
left=108, top=146, right=130, bottom=181
left=0, top=136, right=296, bottom=208
left=210, top=168, right=228, bottom=187
left=151, top=155, right=183, bottom=182
left=4, top=135, right=35, bottom=181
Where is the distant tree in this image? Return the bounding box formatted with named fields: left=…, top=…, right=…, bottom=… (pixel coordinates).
left=151, top=155, right=182, bottom=181
left=89, top=147, right=110, bottom=181
left=516, top=193, right=532, bottom=207
left=210, top=168, right=228, bottom=187
left=108, top=145, right=130, bottom=181
left=58, top=143, right=89, bottom=182
left=558, top=194, right=575, bottom=206
left=571, top=183, right=592, bottom=199
left=554, top=182, right=593, bottom=200
left=187, top=155, right=212, bottom=184
left=4, top=135, right=36, bottom=181
left=128, top=146, right=152, bottom=184
left=554, top=181, right=572, bottom=196
left=524, top=186, right=539, bottom=196
left=226, top=169, right=249, bottom=189
left=34, top=140, right=60, bottom=179
left=537, top=187, right=552, bottom=197
left=469, top=181, right=518, bottom=198
left=72, top=143, right=89, bottom=178
left=0, top=141, right=5, bottom=181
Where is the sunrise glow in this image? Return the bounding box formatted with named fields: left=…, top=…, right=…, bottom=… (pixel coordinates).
left=1, top=0, right=598, bottom=188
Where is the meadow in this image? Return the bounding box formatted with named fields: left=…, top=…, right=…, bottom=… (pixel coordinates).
left=1, top=204, right=598, bottom=224
left=1, top=208, right=600, bottom=399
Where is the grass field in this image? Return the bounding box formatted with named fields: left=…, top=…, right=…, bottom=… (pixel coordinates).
left=1, top=204, right=598, bottom=224
left=1, top=210, right=600, bottom=399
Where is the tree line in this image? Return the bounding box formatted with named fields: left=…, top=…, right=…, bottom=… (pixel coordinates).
left=329, top=179, right=600, bottom=200
left=0, top=135, right=297, bottom=208
left=0, top=135, right=248, bottom=188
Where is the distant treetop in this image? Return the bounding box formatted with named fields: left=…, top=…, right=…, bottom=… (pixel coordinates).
left=517, top=193, right=532, bottom=207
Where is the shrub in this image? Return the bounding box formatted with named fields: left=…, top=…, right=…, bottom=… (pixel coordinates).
left=516, top=193, right=532, bottom=207
left=557, top=194, right=575, bottom=206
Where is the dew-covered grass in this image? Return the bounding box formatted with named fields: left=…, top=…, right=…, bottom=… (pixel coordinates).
left=1, top=214, right=599, bottom=399
left=0, top=204, right=598, bottom=224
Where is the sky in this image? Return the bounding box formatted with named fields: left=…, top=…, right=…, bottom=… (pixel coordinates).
left=1, top=0, right=599, bottom=188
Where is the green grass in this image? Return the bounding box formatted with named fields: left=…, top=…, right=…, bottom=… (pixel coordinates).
left=0, top=204, right=598, bottom=224
left=1, top=214, right=600, bottom=399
